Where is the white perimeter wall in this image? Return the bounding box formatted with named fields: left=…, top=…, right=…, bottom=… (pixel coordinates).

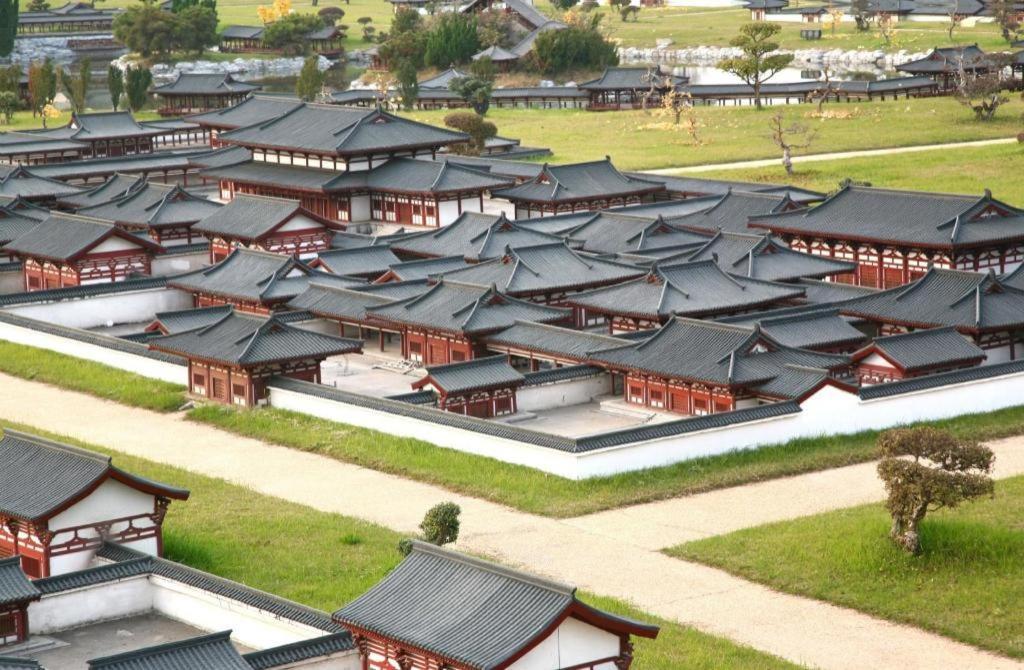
left=517, top=374, right=613, bottom=412
left=509, top=617, right=620, bottom=670
left=5, top=288, right=192, bottom=329
left=0, top=269, right=22, bottom=295
left=0, top=318, right=188, bottom=385
left=29, top=577, right=154, bottom=634
left=153, top=251, right=209, bottom=276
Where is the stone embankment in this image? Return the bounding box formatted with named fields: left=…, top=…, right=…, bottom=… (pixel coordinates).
left=110, top=53, right=333, bottom=84
left=620, top=44, right=928, bottom=71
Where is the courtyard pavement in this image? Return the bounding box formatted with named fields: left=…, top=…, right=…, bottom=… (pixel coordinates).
left=1, top=373, right=1021, bottom=670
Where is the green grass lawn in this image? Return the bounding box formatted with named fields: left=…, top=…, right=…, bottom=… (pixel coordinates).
left=0, top=420, right=799, bottom=670
left=698, top=141, right=1024, bottom=202
left=0, top=109, right=162, bottom=130
left=575, top=6, right=1013, bottom=52
left=403, top=97, right=1024, bottom=171
left=0, top=341, right=186, bottom=412
left=670, top=474, right=1024, bottom=659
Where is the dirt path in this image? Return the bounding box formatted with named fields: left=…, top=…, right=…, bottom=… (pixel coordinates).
left=642, top=137, right=1018, bottom=175
left=2, top=373, right=1020, bottom=670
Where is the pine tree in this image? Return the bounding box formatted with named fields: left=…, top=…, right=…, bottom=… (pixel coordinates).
left=0, top=0, right=18, bottom=58
left=125, top=64, right=152, bottom=112
left=108, top=65, right=124, bottom=111
left=295, top=55, right=324, bottom=102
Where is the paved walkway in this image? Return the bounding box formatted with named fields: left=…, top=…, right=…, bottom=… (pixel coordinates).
left=643, top=137, right=1018, bottom=175
left=1, top=373, right=1021, bottom=670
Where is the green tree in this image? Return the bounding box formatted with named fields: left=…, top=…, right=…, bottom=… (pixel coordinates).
left=108, top=64, right=125, bottom=111
left=27, top=0, right=49, bottom=11
left=549, top=0, right=578, bottom=9
left=0, top=64, right=21, bottom=96
left=423, top=13, right=479, bottom=69
left=171, top=0, right=216, bottom=12
left=877, top=427, right=995, bottom=554
left=444, top=110, right=496, bottom=155
left=356, top=16, right=374, bottom=41
left=620, top=4, right=639, bottom=21
left=262, top=13, right=325, bottom=56
left=317, top=5, right=344, bottom=25
left=419, top=502, right=461, bottom=546
left=295, top=55, right=324, bottom=101
left=718, top=22, right=793, bottom=110
left=125, top=64, right=153, bottom=112
left=61, top=58, right=91, bottom=113
left=175, top=5, right=219, bottom=55
left=0, top=0, right=17, bottom=58
left=0, top=91, right=17, bottom=124
left=449, top=75, right=492, bottom=114
left=394, top=59, right=419, bottom=110
left=469, top=55, right=497, bottom=82
left=27, top=59, right=57, bottom=122
left=532, top=12, right=618, bottom=75
left=113, top=2, right=180, bottom=58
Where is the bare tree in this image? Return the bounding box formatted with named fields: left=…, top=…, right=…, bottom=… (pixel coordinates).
left=955, top=57, right=1010, bottom=121
left=946, top=10, right=963, bottom=41
left=809, top=65, right=834, bottom=113
left=767, top=111, right=815, bottom=175
left=876, top=13, right=896, bottom=47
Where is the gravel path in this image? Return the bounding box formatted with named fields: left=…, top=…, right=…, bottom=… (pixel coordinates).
left=642, top=137, right=1018, bottom=174
left=2, top=373, right=1021, bottom=670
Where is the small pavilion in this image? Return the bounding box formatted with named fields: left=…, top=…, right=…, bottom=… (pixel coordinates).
left=411, top=355, right=525, bottom=417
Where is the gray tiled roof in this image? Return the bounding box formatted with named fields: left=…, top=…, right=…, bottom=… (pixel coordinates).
left=579, top=67, right=688, bottom=91
left=28, top=151, right=203, bottom=181
left=859, top=358, right=1024, bottom=399
left=87, top=630, right=251, bottom=670
left=78, top=182, right=221, bottom=229
left=857, top=326, right=986, bottom=371
left=566, top=260, right=805, bottom=320
left=0, top=209, right=45, bottom=245
left=0, top=131, right=86, bottom=157
left=566, top=211, right=710, bottom=255
left=484, top=320, right=623, bottom=360
left=498, top=0, right=551, bottom=28
left=0, top=557, right=41, bottom=606
left=795, top=278, right=879, bottom=304
left=334, top=541, right=656, bottom=670
left=383, top=255, right=470, bottom=281
left=0, top=165, right=84, bottom=199
left=193, top=194, right=337, bottom=241
left=0, top=658, right=41, bottom=670
left=838, top=268, right=1024, bottom=332
left=315, top=246, right=401, bottom=277
left=0, top=274, right=169, bottom=307
left=33, top=111, right=165, bottom=142
left=152, top=73, right=261, bottom=95
left=220, top=24, right=264, bottom=39
left=218, top=104, right=468, bottom=156
left=896, top=44, right=991, bottom=73
left=391, top=212, right=567, bottom=261
left=0, top=429, right=188, bottom=522
left=683, top=231, right=856, bottom=281
left=749, top=185, right=1024, bottom=248
left=437, top=241, right=644, bottom=295
left=59, top=173, right=145, bottom=209
left=0, top=196, right=50, bottom=221
left=434, top=155, right=545, bottom=181
left=242, top=634, right=354, bottom=669
left=148, top=308, right=362, bottom=366
left=152, top=304, right=234, bottom=334
left=288, top=279, right=428, bottom=321
left=188, top=95, right=303, bottom=129
left=720, top=308, right=867, bottom=350
left=522, top=363, right=604, bottom=386
left=188, top=145, right=253, bottom=170
left=418, top=355, right=524, bottom=393
left=492, top=158, right=665, bottom=204
left=3, top=213, right=161, bottom=261
left=169, top=248, right=322, bottom=303
left=417, top=68, right=468, bottom=89
left=367, top=280, right=570, bottom=334
left=668, top=190, right=802, bottom=234
left=590, top=317, right=848, bottom=393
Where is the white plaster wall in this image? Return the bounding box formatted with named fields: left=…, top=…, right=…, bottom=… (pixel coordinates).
left=29, top=577, right=153, bottom=634
left=150, top=576, right=327, bottom=650
left=461, top=195, right=482, bottom=214
left=279, top=215, right=326, bottom=233
left=51, top=479, right=157, bottom=532
left=0, top=319, right=188, bottom=385
left=293, top=318, right=343, bottom=336
left=0, top=269, right=23, bottom=294
left=983, top=344, right=1013, bottom=364
left=153, top=251, right=209, bottom=275
left=351, top=195, right=371, bottom=222
left=438, top=200, right=462, bottom=226
left=861, top=353, right=894, bottom=368
left=5, top=288, right=193, bottom=329
left=509, top=617, right=620, bottom=670
left=517, top=374, right=613, bottom=412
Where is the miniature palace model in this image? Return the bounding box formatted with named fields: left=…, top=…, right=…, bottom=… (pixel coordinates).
left=0, top=103, right=1024, bottom=478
